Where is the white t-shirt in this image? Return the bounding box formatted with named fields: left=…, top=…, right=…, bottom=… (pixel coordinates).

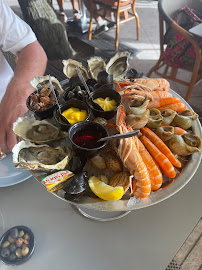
left=0, top=0, right=37, bottom=102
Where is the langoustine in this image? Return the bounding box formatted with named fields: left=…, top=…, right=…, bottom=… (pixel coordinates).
left=116, top=105, right=151, bottom=198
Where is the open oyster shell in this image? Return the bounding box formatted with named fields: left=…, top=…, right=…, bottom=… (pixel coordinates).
left=12, top=141, right=72, bottom=171
left=106, top=51, right=130, bottom=81
left=13, top=115, right=67, bottom=144
left=87, top=56, right=106, bottom=80
left=62, top=59, right=89, bottom=81
left=30, top=75, right=64, bottom=98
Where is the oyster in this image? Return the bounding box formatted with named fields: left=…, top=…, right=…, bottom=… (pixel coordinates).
left=30, top=75, right=64, bottom=98
left=13, top=115, right=67, bottom=144
left=87, top=56, right=106, bottom=80
left=106, top=51, right=130, bottom=81
left=62, top=59, right=89, bottom=81
left=12, top=141, right=72, bottom=171
left=168, top=134, right=201, bottom=156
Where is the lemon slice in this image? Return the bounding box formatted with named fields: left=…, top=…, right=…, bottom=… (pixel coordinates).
left=88, top=176, right=124, bottom=201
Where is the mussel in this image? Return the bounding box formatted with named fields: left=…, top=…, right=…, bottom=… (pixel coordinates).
left=64, top=171, right=89, bottom=200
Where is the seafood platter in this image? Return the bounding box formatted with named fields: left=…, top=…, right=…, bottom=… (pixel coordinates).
left=12, top=52, right=202, bottom=211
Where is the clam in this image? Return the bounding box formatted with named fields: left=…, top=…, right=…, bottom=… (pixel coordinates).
left=161, top=109, right=177, bottom=126
left=110, top=171, right=131, bottom=193
left=30, top=75, right=64, bottom=98
left=13, top=115, right=67, bottom=144
left=64, top=171, right=89, bottom=199
left=87, top=56, right=106, bottom=80
left=155, top=126, right=174, bottom=142
left=90, top=155, right=106, bottom=170
left=168, top=134, right=201, bottom=156
left=172, top=110, right=199, bottom=130
left=12, top=141, right=72, bottom=171
left=106, top=51, right=130, bottom=81
left=62, top=59, right=89, bottom=81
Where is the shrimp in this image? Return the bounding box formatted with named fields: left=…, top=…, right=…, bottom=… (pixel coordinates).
left=147, top=97, right=182, bottom=109
left=149, top=91, right=173, bottom=100
left=141, top=127, right=181, bottom=168
left=135, top=130, right=163, bottom=190
left=120, top=89, right=173, bottom=101
left=139, top=135, right=176, bottom=178
left=116, top=106, right=151, bottom=198
left=158, top=103, right=187, bottom=112
left=174, top=127, right=187, bottom=135
left=135, top=78, right=170, bottom=91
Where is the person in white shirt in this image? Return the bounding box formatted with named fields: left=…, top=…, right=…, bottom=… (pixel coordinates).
left=0, top=0, right=47, bottom=154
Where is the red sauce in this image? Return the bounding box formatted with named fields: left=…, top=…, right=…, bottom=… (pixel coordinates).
left=72, top=127, right=104, bottom=149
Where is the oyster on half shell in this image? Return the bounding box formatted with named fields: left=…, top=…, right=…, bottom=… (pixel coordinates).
left=12, top=141, right=72, bottom=171
left=30, top=75, right=64, bottom=98
left=62, top=59, right=89, bottom=81
left=13, top=115, right=67, bottom=144
left=106, top=51, right=130, bottom=81
left=87, top=56, right=106, bottom=80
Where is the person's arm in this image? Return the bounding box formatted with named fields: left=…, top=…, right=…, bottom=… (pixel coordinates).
left=0, top=40, right=47, bottom=154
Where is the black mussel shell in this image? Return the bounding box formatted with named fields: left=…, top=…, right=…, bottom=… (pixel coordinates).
left=125, top=68, right=144, bottom=80
left=86, top=79, right=97, bottom=87
left=93, top=83, right=102, bottom=90
left=64, top=171, right=89, bottom=199
left=97, top=71, right=113, bottom=86
left=67, top=90, right=76, bottom=99
left=69, top=76, right=83, bottom=88
left=68, top=155, right=87, bottom=174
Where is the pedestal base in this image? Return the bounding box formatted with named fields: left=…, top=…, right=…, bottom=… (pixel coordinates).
left=75, top=206, right=131, bottom=221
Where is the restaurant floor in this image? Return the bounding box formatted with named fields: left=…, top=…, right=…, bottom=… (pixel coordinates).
left=7, top=1, right=202, bottom=269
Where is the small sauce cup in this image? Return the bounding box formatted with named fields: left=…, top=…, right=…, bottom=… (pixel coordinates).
left=68, top=121, right=108, bottom=157
left=86, top=87, right=122, bottom=120
left=53, top=99, right=91, bottom=131
left=26, top=89, right=59, bottom=120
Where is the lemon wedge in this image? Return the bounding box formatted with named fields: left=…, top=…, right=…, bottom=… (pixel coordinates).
left=88, top=176, right=124, bottom=201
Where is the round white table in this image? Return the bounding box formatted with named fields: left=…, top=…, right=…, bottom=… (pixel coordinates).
left=0, top=163, right=201, bottom=270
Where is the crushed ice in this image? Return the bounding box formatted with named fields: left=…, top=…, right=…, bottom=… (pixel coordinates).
left=127, top=196, right=140, bottom=208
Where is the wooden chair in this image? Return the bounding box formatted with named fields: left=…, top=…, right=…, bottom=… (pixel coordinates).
left=88, top=0, right=140, bottom=51
left=147, top=0, right=202, bottom=102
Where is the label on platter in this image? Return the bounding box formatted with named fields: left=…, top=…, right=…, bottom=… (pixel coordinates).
left=40, top=170, right=74, bottom=192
